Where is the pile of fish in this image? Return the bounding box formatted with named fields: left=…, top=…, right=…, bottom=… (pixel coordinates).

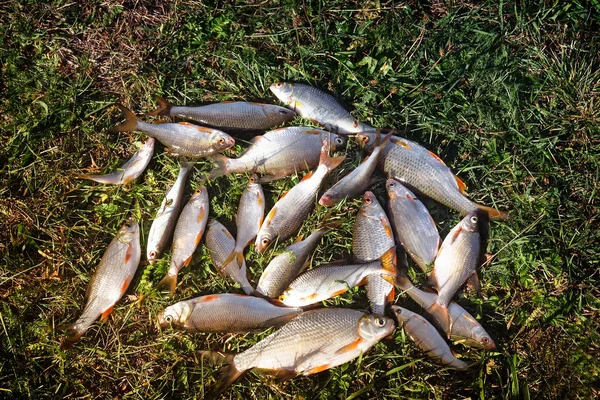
left=61, top=82, right=508, bottom=396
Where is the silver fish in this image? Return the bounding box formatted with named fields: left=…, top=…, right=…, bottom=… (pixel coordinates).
left=357, top=133, right=508, bottom=220
left=147, top=161, right=194, bottom=265
left=391, top=305, right=469, bottom=370
left=111, top=104, right=235, bottom=158
left=149, top=97, right=297, bottom=131
left=77, top=138, right=155, bottom=185
left=60, top=219, right=141, bottom=349
left=205, top=219, right=254, bottom=294
left=157, top=293, right=302, bottom=333
left=208, top=126, right=346, bottom=182
left=270, top=82, right=375, bottom=134
left=157, top=186, right=209, bottom=294
left=386, top=179, right=440, bottom=273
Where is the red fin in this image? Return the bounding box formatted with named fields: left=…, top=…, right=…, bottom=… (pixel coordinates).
left=300, top=171, right=314, bottom=182
left=335, top=338, right=365, bottom=355
left=390, top=137, right=411, bottom=149
left=306, top=363, right=332, bottom=375
left=455, top=176, right=467, bottom=193
left=319, top=141, right=346, bottom=171
left=476, top=204, right=509, bottom=221
left=183, top=254, right=194, bottom=267
left=120, top=278, right=130, bottom=295
left=110, top=104, right=140, bottom=133
left=380, top=247, right=397, bottom=275
left=147, top=96, right=171, bottom=117
left=157, top=274, right=177, bottom=295
left=178, top=121, right=195, bottom=126
left=294, top=235, right=305, bottom=243
left=195, top=231, right=204, bottom=246
left=427, top=150, right=447, bottom=166
left=382, top=218, right=394, bottom=239
left=330, top=288, right=348, bottom=297
left=386, top=286, right=395, bottom=302
left=197, top=207, right=206, bottom=223
left=200, top=295, right=220, bottom=302
left=196, top=126, right=214, bottom=133
left=101, top=306, right=114, bottom=321
left=124, top=243, right=134, bottom=264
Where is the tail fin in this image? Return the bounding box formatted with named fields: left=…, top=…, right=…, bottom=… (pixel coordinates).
left=376, top=129, right=395, bottom=149
left=395, top=273, right=415, bottom=291
left=208, top=154, right=231, bottom=179
left=198, top=350, right=235, bottom=366
left=220, top=250, right=244, bottom=274
left=178, top=159, right=196, bottom=175
left=110, top=104, right=140, bottom=133
left=476, top=204, right=509, bottom=221
left=319, top=137, right=346, bottom=172
left=60, top=325, right=85, bottom=350
left=147, top=96, right=172, bottom=117
left=206, top=364, right=246, bottom=400
left=380, top=247, right=397, bottom=277
left=157, top=274, right=177, bottom=295
left=76, top=172, right=123, bottom=185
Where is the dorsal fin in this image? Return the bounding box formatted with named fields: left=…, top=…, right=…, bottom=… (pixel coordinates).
left=455, top=176, right=467, bottom=193
left=427, top=150, right=447, bottom=166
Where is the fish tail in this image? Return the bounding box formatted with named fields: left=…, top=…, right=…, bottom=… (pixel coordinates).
left=221, top=250, right=244, bottom=272
left=207, top=364, right=246, bottom=400
left=198, top=350, right=235, bottom=366
left=319, top=140, right=346, bottom=172
left=377, top=128, right=396, bottom=148
left=156, top=274, right=177, bottom=295
left=395, top=273, right=415, bottom=291
left=428, top=301, right=454, bottom=339
left=60, top=325, right=86, bottom=350
left=208, top=154, right=231, bottom=178
left=109, top=104, right=140, bottom=133
left=147, top=96, right=172, bottom=117
left=475, top=203, right=509, bottom=220
left=178, top=158, right=196, bottom=173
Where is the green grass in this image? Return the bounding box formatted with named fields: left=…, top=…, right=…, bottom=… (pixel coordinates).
left=1, top=1, right=599, bottom=399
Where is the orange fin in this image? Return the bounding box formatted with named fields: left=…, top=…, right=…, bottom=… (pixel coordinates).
left=178, top=121, right=195, bottom=126
left=427, top=149, right=447, bottom=166
left=305, top=363, right=332, bottom=375
left=261, top=313, right=301, bottom=328
left=110, top=104, right=140, bottom=133
left=120, top=278, right=130, bottom=295
left=208, top=364, right=246, bottom=400
left=124, top=243, right=134, bottom=265
left=455, top=176, right=467, bottom=193
left=329, top=288, right=348, bottom=298
left=101, top=306, right=114, bottom=321
left=221, top=251, right=244, bottom=270
left=147, top=96, right=171, bottom=117
left=390, top=137, right=411, bottom=149
left=199, top=295, right=220, bottom=302
left=335, top=338, right=364, bottom=355
left=380, top=247, right=397, bottom=275
left=319, top=140, right=346, bottom=171
left=157, top=274, right=177, bottom=295
left=300, top=170, right=314, bottom=182
left=476, top=204, right=509, bottom=220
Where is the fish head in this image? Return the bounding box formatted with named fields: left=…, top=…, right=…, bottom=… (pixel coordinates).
left=318, top=192, right=337, bottom=206
left=118, top=219, right=140, bottom=243
left=360, top=191, right=384, bottom=216
left=263, top=104, right=297, bottom=122
left=211, top=131, right=236, bottom=151
left=461, top=212, right=480, bottom=233
left=390, top=305, right=411, bottom=326
left=355, top=132, right=378, bottom=151
left=246, top=174, right=263, bottom=194
left=358, top=314, right=396, bottom=341
left=147, top=248, right=159, bottom=264
left=326, top=133, right=347, bottom=151
left=385, top=179, right=408, bottom=199
left=270, top=82, right=295, bottom=105
left=464, top=324, right=496, bottom=349
left=157, top=302, right=193, bottom=328
left=255, top=230, right=274, bottom=253
left=141, top=137, right=156, bottom=154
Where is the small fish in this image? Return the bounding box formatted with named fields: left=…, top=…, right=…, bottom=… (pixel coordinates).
left=356, top=133, right=508, bottom=220
left=208, top=126, right=346, bottom=182
left=148, top=97, right=297, bottom=131
left=386, top=179, right=440, bottom=273
left=352, top=191, right=396, bottom=315
left=147, top=161, right=194, bottom=265
left=157, top=293, right=302, bottom=333
left=256, top=227, right=330, bottom=298
left=319, top=130, right=393, bottom=206
left=60, top=219, right=141, bottom=349
left=279, top=249, right=396, bottom=307
left=77, top=138, right=155, bottom=185
left=391, top=305, right=469, bottom=370
left=205, top=219, right=254, bottom=294
left=221, top=174, right=265, bottom=268
left=396, top=275, right=494, bottom=349
left=209, top=308, right=394, bottom=398
left=270, top=82, right=375, bottom=134
left=157, top=186, right=209, bottom=294
left=430, top=213, right=481, bottom=308
left=110, top=104, right=235, bottom=157
left=255, top=139, right=345, bottom=253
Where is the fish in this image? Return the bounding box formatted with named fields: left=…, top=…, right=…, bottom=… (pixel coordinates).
left=208, top=126, right=346, bottom=182
left=269, top=82, right=375, bottom=134
left=356, top=132, right=508, bottom=220
left=352, top=191, right=396, bottom=315
left=391, top=305, right=469, bottom=370
left=205, top=220, right=254, bottom=295
left=256, top=227, right=331, bottom=298
left=157, top=186, right=209, bottom=294
left=279, top=249, right=397, bottom=307
left=148, top=97, right=297, bottom=131
left=209, top=308, right=394, bottom=398
left=60, top=219, right=141, bottom=349
left=221, top=174, right=265, bottom=268
left=254, top=139, right=345, bottom=253
left=147, top=161, right=194, bottom=265
left=76, top=138, right=155, bottom=184
left=319, top=130, right=393, bottom=206
left=430, top=212, right=481, bottom=309
left=386, top=179, right=440, bottom=273
left=157, top=293, right=302, bottom=333
left=110, top=104, right=235, bottom=158
left=395, top=275, right=494, bottom=349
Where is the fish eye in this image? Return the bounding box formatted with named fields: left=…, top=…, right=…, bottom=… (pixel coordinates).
left=164, top=315, right=173, bottom=324
left=218, top=138, right=225, bottom=145
left=275, top=82, right=283, bottom=88
left=470, top=215, right=478, bottom=224
left=388, top=182, right=395, bottom=188
left=279, top=109, right=288, bottom=115
left=481, top=337, right=489, bottom=345
left=335, top=137, right=343, bottom=145
left=261, top=238, right=270, bottom=245
left=249, top=176, right=256, bottom=183
left=364, top=196, right=372, bottom=205
left=374, top=317, right=386, bottom=327
left=149, top=251, right=156, bottom=259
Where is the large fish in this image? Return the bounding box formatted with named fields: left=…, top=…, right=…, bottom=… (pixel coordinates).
left=60, top=219, right=141, bottom=349
left=386, top=179, right=440, bottom=273
left=256, top=227, right=330, bottom=298
left=221, top=174, right=265, bottom=268
left=279, top=249, right=396, bottom=307
left=157, top=186, right=209, bottom=294
left=391, top=305, right=469, bottom=370
left=254, top=140, right=345, bottom=253
left=356, top=133, right=508, bottom=220
left=352, top=191, right=396, bottom=315
left=147, top=161, right=194, bottom=265
left=270, top=82, right=375, bottom=134
left=396, top=275, right=494, bottom=349
left=205, top=220, right=254, bottom=295
left=210, top=308, right=394, bottom=397
left=157, top=294, right=302, bottom=333
left=208, top=126, right=346, bottom=182
left=148, top=97, right=297, bottom=131
left=110, top=104, right=235, bottom=157
left=77, top=138, right=155, bottom=185
left=320, top=130, right=393, bottom=206
left=430, top=213, right=481, bottom=308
